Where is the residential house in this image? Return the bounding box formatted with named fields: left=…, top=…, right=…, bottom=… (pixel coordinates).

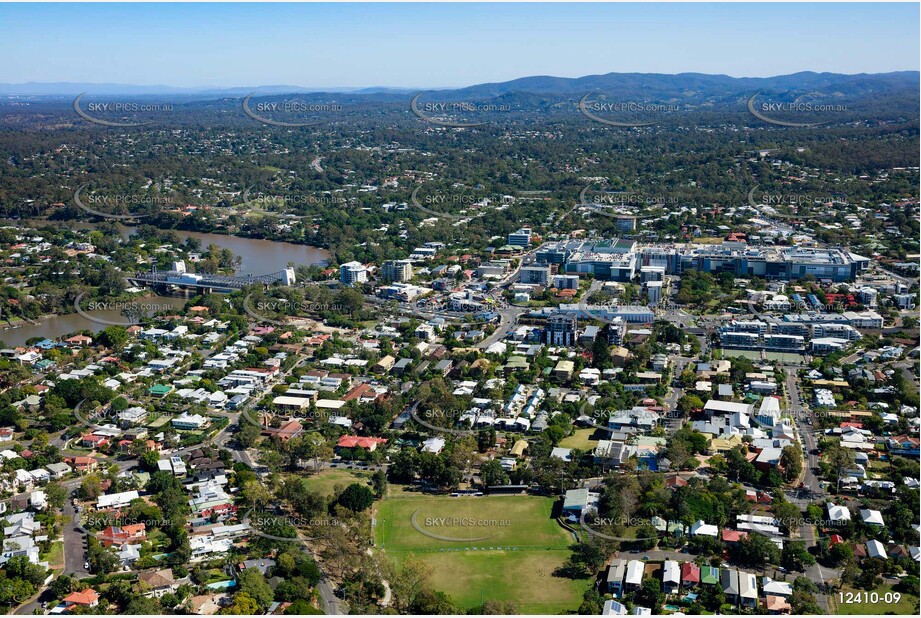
left=662, top=560, right=680, bottom=594
left=607, top=559, right=627, bottom=595
left=739, top=571, right=758, bottom=608
left=624, top=560, right=644, bottom=591
left=721, top=568, right=740, bottom=604
left=681, top=562, right=700, bottom=589
left=62, top=589, right=100, bottom=609
left=138, top=568, right=179, bottom=598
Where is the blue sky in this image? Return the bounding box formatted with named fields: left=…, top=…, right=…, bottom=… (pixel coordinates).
left=1, top=2, right=918, bottom=88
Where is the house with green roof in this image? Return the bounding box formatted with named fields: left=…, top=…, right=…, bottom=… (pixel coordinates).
left=503, top=355, right=529, bottom=373
left=149, top=384, right=174, bottom=398
left=700, top=565, right=720, bottom=585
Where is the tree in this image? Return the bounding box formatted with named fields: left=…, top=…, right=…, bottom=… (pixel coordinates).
left=771, top=499, right=802, bottom=536
left=79, top=475, right=102, bottom=500
left=473, top=600, right=520, bottom=614
left=237, top=568, right=274, bottom=610
left=3, top=556, right=46, bottom=586
left=829, top=542, right=853, bottom=565
left=97, top=326, right=128, bottom=350
left=122, top=595, right=163, bottom=616
left=676, top=394, right=704, bottom=416
left=50, top=574, right=74, bottom=599
left=782, top=541, right=816, bottom=572
left=479, top=460, right=509, bottom=487
left=543, top=425, right=565, bottom=446
left=242, top=480, right=273, bottom=509
left=780, top=445, right=803, bottom=482
left=238, top=421, right=262, bottom=448
left=337, top=483, right=374, bottom=512
left=0, top=578, right=35, bottom=606
left=733, top=532, right=780, bottom=567
left=86, top=537, right=119, bottom=574
left=390, top=554, right=432, bottom=614
left=284, top=599, right=324, bottom=615
left=371, top=469, right=388, bottom=498
left=635, top=578, right=664, bottom=613
left=44, top=481, right=68, bottom=509
left=140, top=450, right=161, bottom=471
left=221, top=592, right=259, bottom=615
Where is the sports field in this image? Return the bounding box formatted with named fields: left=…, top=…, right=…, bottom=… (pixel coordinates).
left=374, top=494, right=587, bottom=613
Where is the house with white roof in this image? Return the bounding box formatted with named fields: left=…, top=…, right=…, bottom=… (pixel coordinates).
left=662, top=560, right=680, bottom=594
left=762, top=577, right=793, bottom=597
left=624, top=559, right=644, bottom=590
left=421, top=437, right=446, bottom=454
left=860, top=509, right=885, bottom=527
left=691, top=520, right=719, bottom=537
left=827, top=502, right=851, bottom=524
left=602, top=600, right=628, bottom=615
left=738, top=571, right=758, bottom=607
left=866, top=539, right=887, bottom=559
left=96, top=490, right=139, bottom=510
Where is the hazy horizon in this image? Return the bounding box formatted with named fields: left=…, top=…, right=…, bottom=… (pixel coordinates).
left=1, top=3, right=918, bottom=89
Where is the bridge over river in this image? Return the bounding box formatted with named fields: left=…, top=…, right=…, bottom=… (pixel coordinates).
left=127, top=268, right=294, bottom=293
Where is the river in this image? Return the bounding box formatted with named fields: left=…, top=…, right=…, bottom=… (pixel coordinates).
left=0, top=220, right=331, bottom=346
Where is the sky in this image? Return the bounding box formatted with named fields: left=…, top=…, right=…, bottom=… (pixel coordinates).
left=1, top=2, right=918, bottom=88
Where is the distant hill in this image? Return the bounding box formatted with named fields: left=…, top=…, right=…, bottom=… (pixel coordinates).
left=1, top=71, right=916, bottom=100
left=445, top=71, right=919, bottom=100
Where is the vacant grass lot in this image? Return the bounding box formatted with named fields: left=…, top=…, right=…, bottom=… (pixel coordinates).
left=559, top=428, right=600, bottom=450
left=301, top=467, right=371, bottom=497
left=375, top=494, right=586, bottom=613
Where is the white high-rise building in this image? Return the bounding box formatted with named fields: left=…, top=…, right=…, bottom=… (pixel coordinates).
left=340, top=262, right=368, bottom=286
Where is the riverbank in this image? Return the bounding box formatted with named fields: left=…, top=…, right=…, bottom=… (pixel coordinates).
left=2, top=218, right=332, bottom=273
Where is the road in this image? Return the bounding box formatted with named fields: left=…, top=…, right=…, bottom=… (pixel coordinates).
left=782, top=365, right=834, bottom=612
left=783, top=366, right=823, bottom=498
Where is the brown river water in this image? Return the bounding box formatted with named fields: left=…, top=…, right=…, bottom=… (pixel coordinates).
left=0, top=221, right=331, bottom=346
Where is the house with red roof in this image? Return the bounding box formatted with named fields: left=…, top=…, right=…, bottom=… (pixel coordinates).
left=665, top=475, right=688, bottom=489
left=99, top=523, right=147, bottom=547
left=336, top=435, right=388, bottom=452
left=342, top=383, right=385, bottom=404
left=721, top=529, right=748, bottom=544
left=765, top=595, right=791, bottom=614
left=262, top=419, right=304, bottom=443
left=81, top=434, right=109, bottom=449
left=63, top=589, right=100, bottom=608
left=70, top=456, right=98, bottom=472
left=680, top=562, right=700, bottom=588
